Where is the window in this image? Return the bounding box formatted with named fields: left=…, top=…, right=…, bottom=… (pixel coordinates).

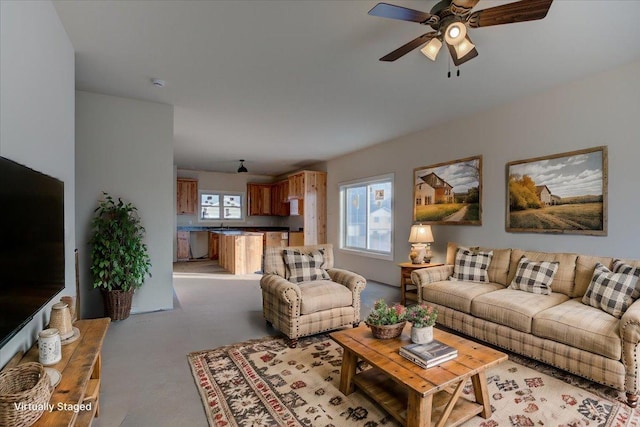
left=200, top=191, right=244, bottom=221
left=340, top=174, right=393, bottom=259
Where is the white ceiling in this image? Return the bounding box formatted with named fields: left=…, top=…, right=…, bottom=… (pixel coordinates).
left=53, top=0, right=640, bottom=176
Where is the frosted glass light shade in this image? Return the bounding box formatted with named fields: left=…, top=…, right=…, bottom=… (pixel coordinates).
left=420, top=38, right=442, bottom=61
left=454, top=37, right=475, bottom=59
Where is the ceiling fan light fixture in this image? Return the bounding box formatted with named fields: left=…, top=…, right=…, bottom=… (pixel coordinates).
left=453, top=38, right=475, bottom=59
left=420, top=37, right=442, bottom=61
left=237, top=159, right=248, bottom=173
left=444, top=21, right=467, bottom=46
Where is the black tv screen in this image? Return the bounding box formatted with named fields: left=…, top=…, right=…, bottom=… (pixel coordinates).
left=0, top=156, right=65, bottom=348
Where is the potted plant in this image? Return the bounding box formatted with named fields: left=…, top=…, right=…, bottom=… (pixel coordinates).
left=89, top=193, right=151, bottom=320
left=365, top=299, right=407, bottom=339
left=406, top=303, right=438, bottom=344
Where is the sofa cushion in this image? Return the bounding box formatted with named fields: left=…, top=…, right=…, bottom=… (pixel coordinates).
left=532, top=298, right=621, bottom=360
left=421, top=280, right=504, bottom=314
left=283, top=249, right=330, bottom=284
left=451, top=248, right=492, bottom=282
left=582, top=263, right=639, bottom=318
left=508, top=256, right=559, bottom=295
left=508, top=250, right=577, bottom=296
left=298, top=280, right=353, bottom=315
left=471, top=289, right=569, bottom=333
left=574, top=255, right=613, bottom=298
left=446, top=242, right=511, bottom=285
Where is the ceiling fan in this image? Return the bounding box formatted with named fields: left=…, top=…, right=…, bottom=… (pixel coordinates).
left=369, top=0, right=553, bottom=66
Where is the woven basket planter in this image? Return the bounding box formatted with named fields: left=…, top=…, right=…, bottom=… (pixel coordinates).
left=102, top=289, right=134, bottom=321
left=0, top=362, right=52, bottom=427
left=366, top=321, right=406, bottom=339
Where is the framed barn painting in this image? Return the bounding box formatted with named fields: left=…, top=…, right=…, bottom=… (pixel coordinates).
left=413, top=155, right=482, bottom=225
left=506, top=146, right=607, bottom=235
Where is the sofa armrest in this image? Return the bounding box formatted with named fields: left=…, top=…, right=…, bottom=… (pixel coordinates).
left=260, top=274, right=302, bottom=315
left=411, top=265, right=454, bottom=302
left=621, top=298, right=640, bottom=395
left=326, top=268, right=367, bottom=293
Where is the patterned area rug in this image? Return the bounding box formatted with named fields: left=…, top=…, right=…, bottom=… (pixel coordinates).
left=188, top=334, right=639, bottom=427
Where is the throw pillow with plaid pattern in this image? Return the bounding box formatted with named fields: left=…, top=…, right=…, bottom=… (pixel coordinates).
left=612, top=259, right=640, bottom=300
left=450, top=248, right=492, bottom=283
left=508, top=256, right=559, bottom=295
left=283, top=249, right=330, bottom=284
left=583, top=262, right=639, bottom=318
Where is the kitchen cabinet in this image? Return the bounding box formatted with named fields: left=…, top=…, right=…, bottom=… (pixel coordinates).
left=270, top=180, right=290, bottom=217
left=287, top=172, right=305, bottom=200
left=286, top=171, right=326, bottom=245
left=218, top=232, right=263, bottom=274
left=177, top=231, right=190, bottom=260
left=177, top=178, right=198, bottom=215
left=208, top=231, right=219, bottom=260
left=288, top=231, right=304, bottom=247
left=247, top=183, right=272, bottom=216
left=264, top=231, right=289, bottom=247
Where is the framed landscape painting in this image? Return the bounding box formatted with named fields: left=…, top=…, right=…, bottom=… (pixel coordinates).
left=413, top=155, right=482, bottom=225
left=506, top=146, right=607, bottom=235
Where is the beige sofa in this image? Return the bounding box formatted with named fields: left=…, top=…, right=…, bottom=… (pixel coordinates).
left=411, top=242, right=640, bottom=407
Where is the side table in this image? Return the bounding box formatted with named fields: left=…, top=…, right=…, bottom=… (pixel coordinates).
left=398, top=262, right=444, bottom=305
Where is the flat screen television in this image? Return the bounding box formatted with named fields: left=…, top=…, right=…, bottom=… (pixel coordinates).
left=0, top=156, right=65, bottom=348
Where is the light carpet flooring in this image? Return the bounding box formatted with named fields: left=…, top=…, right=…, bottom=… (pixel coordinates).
left=93, top=260, right=398, bottom=427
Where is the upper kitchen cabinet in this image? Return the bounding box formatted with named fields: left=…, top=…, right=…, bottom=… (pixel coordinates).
left=247, top=183, right=273, bottom=216
left=270, top=180, right=290, bottom=217
left=287, top=172, right=305, bottom=200
left=177, top=178, right=198, bottom=215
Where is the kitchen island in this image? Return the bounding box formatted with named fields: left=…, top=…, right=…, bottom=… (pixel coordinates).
left=216, top=231, right=263, bottom=274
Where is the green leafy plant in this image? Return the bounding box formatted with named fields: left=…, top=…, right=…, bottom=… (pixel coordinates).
left=365, top=299, right=407, bottom=326
left=406, top=303, right=438, bottom=328
left=89, top=193, right=152, bottom=292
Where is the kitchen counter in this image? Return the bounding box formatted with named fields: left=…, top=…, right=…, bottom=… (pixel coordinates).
left=177, top=225, right=289, bottom=232
left=217, top=232, right=263, bottom=274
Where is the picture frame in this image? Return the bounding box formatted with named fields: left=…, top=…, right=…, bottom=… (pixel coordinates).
left=413, top=155, right=482, bottom=225
left=506, top=146, right=607, bottom=235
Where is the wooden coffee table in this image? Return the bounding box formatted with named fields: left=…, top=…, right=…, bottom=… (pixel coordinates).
left=330, top=324, right=507, bottom=427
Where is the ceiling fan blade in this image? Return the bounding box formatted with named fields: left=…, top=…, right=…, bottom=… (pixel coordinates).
left=380, top=32, right=437, bottom=62
left=368, top=3, right=435, bottom=24
left=446, top=36, right=478, bottom=66
left=450, top=0, right=480, bottom=16
left=468, top=0, right=553, bottom=28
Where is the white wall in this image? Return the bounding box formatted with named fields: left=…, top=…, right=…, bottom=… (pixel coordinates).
left=0, top=1, right=75, bottom=366
left=76, top=91, right=174, bottom=317
left=327, top=60, right=640, bottom=287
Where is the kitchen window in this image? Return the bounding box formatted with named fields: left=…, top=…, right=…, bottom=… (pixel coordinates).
left=200, top=191, right=244, bottom=221
left=339, top=174, right=393, bottom=260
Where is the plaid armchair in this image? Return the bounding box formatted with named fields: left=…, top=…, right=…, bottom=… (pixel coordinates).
left=260, top=244, right=366, bottom=347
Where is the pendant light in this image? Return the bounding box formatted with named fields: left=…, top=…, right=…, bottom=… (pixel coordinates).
left=237, top=160, right=248, bottom=173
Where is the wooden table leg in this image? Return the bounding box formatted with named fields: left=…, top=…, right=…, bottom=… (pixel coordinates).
left=339, top=348, right=358, bottom=395
left=471, top=371, right=491, bottom=418
left=406, top=391, right=432, bottom=427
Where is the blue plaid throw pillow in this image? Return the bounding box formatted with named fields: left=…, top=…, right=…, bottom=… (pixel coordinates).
left=450, top=248, right=492, bottom=283
left=508, top=256, right=559, bottom=295
left=283, top=249, right=330, bottom=284
left=583, top=262, right=639, bottom=318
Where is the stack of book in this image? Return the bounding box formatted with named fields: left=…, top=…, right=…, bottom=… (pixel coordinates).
left=399, top=340, right=458, bottom=369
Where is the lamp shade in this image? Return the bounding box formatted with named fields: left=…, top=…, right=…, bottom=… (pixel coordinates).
left=408, top=224, right=434, bottom=243
left=444, top=22, right=467, bottom=46
left=420, top=37, right=442, bottom=61
left=453, top=36, right=475, bottom=59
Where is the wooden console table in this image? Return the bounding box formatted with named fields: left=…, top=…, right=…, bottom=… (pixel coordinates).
left=398, top=262, right=444, bottom=305
left=18, top=318, right=110, bottom=427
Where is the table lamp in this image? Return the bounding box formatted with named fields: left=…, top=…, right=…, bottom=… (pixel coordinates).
left=408, top=224, right=434, bottom=264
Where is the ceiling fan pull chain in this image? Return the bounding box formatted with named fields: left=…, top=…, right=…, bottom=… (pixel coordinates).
left=448, top=54, right=451, bottom=78
left=457, top=68, right=460, bottom=77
